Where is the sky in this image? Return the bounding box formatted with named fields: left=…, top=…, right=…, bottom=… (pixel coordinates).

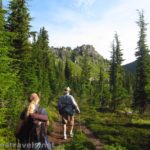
left=3, top=0, right=150, bottom=64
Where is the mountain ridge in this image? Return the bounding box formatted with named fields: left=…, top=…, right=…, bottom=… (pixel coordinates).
left=123, top=60, right=137, bottom=74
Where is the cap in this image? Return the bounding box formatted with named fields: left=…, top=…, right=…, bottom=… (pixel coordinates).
left=64, top=87, right=71, bottom=92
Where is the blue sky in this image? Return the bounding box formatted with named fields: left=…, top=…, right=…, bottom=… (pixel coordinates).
left=3, top=0, right=150, bottom=64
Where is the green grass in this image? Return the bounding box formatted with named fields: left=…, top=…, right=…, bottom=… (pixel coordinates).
left=104, top=144, right=127, bottom=150
left=132, top=118, right=150, bottom=124
left=54, top=145, right=65, bottom=150
left=65, top=132, right=95, bottom=150
left=80, top=106, right=150, bottom=150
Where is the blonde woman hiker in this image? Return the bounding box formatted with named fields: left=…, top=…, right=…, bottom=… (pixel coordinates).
left=58, top=87, right=80, bottom=140
left=15, top=93, right=52, bottom=150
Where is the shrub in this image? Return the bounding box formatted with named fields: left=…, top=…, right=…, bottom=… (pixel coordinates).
left=104, top=144, right=127, bottom=150
left=65, top=132, right=95, bottom=150
left=84, top=112, right=150, bottom=150
left=54, top=145, right=65, bottom=150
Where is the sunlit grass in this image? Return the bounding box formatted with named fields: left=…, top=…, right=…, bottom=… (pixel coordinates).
left=132, top=118, right=150, bottom=125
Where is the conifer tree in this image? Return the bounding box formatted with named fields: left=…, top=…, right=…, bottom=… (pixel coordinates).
left=110, top=40, right=116, bottom=94
left=33, top=27, right=51, bottom=104
left=134, top=10, right=150, bottom=114
left=7, top=0, right=31, bottom=54
left=123, top=70, right=134, bottom=104
left=80, top=49, right=91, bottom=96
left=98, top=66, right=110, bottom=107
left=56, top=60, right=65, bottom=91
left=47, top=51, right=58, bottom=96
left=109, top=33, right=128, bottom=110
left=81, top=49, right=91, bottom=83
left=0, top=5, right=23, bottom=142
left=65, top=59, right=72, bottom=82
left=7, top=0, right=32, bottom=95
left=99, top=66, right=105, bottom=105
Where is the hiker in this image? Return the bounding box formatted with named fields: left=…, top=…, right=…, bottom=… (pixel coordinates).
left=16, top=93, right=52, bottom=150
left=58, top=87, right=80, bottom=140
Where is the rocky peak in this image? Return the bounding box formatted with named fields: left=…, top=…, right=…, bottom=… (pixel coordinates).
left=51, top=44, right=104, bottom=64
left=73, top=45, right=103, bottom=62
left=51, top=46, right=71, bottom=59
left=74, top=44, right=99, bottom=57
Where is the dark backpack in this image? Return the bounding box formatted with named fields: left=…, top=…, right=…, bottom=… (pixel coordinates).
left=16, top=108, right=53, bottom=150
left=29, top=108, right=53, bottom=150
left=58, top=95, right=75, bottom=116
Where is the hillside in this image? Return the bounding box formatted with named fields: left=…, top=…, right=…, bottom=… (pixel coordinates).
left=123, top=60, right=137, bottom=74
left=51, top=44, right=110, bottom=79
left=51, top=44, right=106, bottom=63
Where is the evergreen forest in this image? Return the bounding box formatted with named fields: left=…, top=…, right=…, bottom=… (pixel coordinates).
left=0, top=0, right=150, bottom=150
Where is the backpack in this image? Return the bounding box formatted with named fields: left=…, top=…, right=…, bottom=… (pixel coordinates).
left=58, top=95, right=75, bottom=116
left=29, top=121, right=53, bottom=150
left=29, top=108, right=53, bottom=150
left=16, top=108, right=53, bottom=150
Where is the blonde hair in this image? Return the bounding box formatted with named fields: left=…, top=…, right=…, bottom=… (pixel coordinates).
left=26, top=93, right=40, bottom=117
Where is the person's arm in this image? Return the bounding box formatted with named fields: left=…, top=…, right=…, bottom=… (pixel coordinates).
left=30, top=113, right=48, bottom=122
left=70, top=96, right=80, bottom=113
left=40, top=108, right=50, bottom=126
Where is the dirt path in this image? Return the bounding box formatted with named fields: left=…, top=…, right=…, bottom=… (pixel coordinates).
left=48, top=121, right=103, bottom=150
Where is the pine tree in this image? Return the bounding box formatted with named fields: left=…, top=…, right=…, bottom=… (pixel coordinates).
left=7, top=0, right=32, bottom=95
left=123, top=70, right=134, bottom=104
left=109, top=40, right=116, bottom=94
left=56, top=60, right=65, bottom=91
left=81, top=49, right=91, bottom=83
left=109, top=33, right=128, bottom=110
left=33, top=27, right=51, bottom=104
left=47, top=50, right=58, bottom=96
left=98, top=66, right=111, bottom=107
left=80, top=49, right=91, bottom=96
left=65, top=59, right=72, bottom=82
left=0, top=5, right=23, bottom=143
left=134, top=10, right=150, bottom=114
left=99, top=66, right=105, bottom=105
left=7, top=0, right=31, bottom=59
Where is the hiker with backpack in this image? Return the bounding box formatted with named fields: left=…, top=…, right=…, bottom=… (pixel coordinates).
left=58, top=87, right=80, bottom=140
left=16, top=93, right=52, bottom=150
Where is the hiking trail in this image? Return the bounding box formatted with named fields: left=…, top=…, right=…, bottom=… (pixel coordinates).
left=48, top=120, right=104, bottom=150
